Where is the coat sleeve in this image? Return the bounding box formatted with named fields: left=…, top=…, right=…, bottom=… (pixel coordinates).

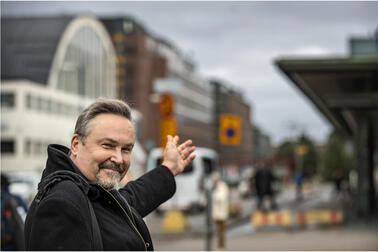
left=25, top=184, right=93, bottom=250
left=119, top=165, right=176, bottom=217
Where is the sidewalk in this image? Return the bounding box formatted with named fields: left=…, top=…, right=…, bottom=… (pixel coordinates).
left=153, top=225, right=378, bottom=251
left=147, top=182, right=378, bottom=250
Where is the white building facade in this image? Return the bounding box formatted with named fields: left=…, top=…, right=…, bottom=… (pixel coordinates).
left=1, top=16, right=117, bottom=175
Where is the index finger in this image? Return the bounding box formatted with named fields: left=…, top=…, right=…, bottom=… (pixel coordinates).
left=178, top=139, right=193, bottom=152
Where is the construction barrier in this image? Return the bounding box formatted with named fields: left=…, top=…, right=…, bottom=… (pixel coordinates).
left=297, top=209, right=343, bottom=227
left=251, top=210, right=292, bottom=228
left=251, top=209, right=343, bottom=229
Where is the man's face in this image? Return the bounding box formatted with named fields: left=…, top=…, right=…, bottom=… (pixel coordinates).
left=70, top=113, right=135, bottom=190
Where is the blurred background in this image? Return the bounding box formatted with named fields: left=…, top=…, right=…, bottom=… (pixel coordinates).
left=1, top=1, right=378, bottom=250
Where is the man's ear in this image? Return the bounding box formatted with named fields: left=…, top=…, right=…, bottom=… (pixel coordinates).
left=70, top=134, right=81, bottom=157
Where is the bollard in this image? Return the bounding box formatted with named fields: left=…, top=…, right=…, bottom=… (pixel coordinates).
left=205, top=185, right=213, bottom=251
left=161, top=210, right=187, bottom=233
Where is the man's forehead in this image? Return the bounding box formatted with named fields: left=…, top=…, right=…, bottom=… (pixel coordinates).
left=90, top=114, right=134, bottom=129
left=92, top=113, right=132, bottom=123
left=87, top=114, right=135, bottom=139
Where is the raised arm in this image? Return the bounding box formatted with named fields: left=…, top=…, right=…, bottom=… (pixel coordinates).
left=120, top=135, right=196, bottom=216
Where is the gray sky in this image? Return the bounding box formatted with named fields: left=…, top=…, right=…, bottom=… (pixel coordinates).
left=2, top=1, right=378, bottom=145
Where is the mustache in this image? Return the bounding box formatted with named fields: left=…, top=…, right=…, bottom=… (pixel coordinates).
left=99, top=160, right=125, bottom=174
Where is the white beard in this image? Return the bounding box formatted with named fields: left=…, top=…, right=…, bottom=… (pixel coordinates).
left=96, top=169, right=121, bottom=190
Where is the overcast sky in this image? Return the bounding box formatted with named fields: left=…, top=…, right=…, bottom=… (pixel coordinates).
left=2, top=1, right=378, bottom=145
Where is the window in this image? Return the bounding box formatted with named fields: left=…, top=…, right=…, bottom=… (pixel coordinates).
left=56, top=23, right=116, bottom=98
left=125, top=65, right=134, bottom=77
left=36, top=96, right=43, bottom=111
left=182, top=162, right=193, bottom=174
left=25, top=139, right=31, bottom=154
left=203, top=158, right=214, bottom=175
left=45, top=99, right=52, bottom=113
left=33, top=141, right=42, bottom=155
left=156, top=157, right=194, bottom=174
left=123, top=21, right=134, bottom=33
left=55, top=101, right=62, bottom=115
left=124, top=46, right=137, bottom=55
left=26, top=94, right=32, bottom=109
left=1, top=92, right=15, bottom=108
left=1, top=140, right=15, bottom=153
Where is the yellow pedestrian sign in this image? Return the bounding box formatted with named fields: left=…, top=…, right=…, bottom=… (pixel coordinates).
left=160, top=93, right=175, bottom=118
left=219, top=114, right=241, bottom=145
left=161, top=117, right=177, bottom=148
left=160, top=93, right=177, bottom=148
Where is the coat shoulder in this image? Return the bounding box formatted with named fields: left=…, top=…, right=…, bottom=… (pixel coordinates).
left=42, top=180, right=88, bottom=208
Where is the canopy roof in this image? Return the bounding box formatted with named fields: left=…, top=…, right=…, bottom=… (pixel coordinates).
left=275, top=55, right=378, bottom=145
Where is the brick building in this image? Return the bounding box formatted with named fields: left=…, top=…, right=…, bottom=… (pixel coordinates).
left=211, top=80, right=254, bottom=170
left=101, top=17, right=215, bottom=151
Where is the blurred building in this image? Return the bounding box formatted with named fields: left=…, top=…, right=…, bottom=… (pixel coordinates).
left=101, top=16, right=215, bottom=150
left=1, top=16, right=117, bottom=175
left=253, top=126, right=273, bottom=160
left=211, top=80, right=254, bottom=177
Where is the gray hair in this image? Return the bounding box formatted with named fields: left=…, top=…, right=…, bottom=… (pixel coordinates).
left=74, top=98, right=132, bottom=144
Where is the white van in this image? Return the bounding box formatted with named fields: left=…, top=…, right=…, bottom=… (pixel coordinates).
left=146, top=147, right=219, bottom=213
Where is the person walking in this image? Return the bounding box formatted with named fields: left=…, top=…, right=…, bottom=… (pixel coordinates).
left=1, top=174, right=28, bottom=251
left=24, top=98, right=196, bottom=250
left=254, top=160, right=278, bottom=211
left=212, top=173, right=229, bottom=250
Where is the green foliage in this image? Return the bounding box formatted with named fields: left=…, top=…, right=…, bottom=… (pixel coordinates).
left=275, top=140, right=295, bottom=159
left=297, top=134, right=318, bottom=178
left=320, top=131, right=354, bottom=181
left=274, top=133, right=319, bottom=179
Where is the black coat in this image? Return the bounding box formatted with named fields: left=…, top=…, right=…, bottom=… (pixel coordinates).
left=24, top=144, right=176, bottom=251
left=254, top=167, right=275, bottom=196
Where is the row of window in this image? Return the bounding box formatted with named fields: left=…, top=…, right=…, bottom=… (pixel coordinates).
left=25, top=94, right=84, bottom=117
left=24, top=139, right=52, bottom=156
left=1, top=139, right=61, bottom=155
left=1, top=91, right=84, bottom=117
left=1, top=93, right=15, bottom=108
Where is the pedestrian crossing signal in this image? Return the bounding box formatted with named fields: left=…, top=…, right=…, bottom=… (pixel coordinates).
left=219, top=114, right=241, bottom=145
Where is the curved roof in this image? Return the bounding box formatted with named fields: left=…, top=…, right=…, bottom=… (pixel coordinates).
left=1, top=16, right=73, bottom=84
left=1, top=15, right=116, bottom=98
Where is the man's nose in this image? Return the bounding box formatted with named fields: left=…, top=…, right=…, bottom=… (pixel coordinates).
left=110, top=149, right=123, bottom=164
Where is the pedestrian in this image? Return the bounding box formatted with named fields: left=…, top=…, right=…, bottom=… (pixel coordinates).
left=254, top=160, right=278, bottom=212
left=1, top=174, right=28, bottom=251
left=294, top=172, right=304, bottom=201
left=212, top=172, right=229, bottom=250
left=24, top=98, right=196, bottom=250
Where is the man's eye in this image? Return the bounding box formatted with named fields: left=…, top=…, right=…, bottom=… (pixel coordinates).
left=102, top=144, right=113, bottom=148
left=122, top=148, right=132, bottom=153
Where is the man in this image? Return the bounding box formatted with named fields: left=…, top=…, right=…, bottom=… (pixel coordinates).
left=254, top=160, right=277, bottom=211
left=24, top=98, right=196, bottom=250
left=1, top=174, right=28, bottom=251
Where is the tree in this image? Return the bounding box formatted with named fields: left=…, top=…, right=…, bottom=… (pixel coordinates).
left=275, top=140, right=295, bottom=159
left=296, top=134, right=318, bottom=178
left=320, top=131, right=353, bottom=181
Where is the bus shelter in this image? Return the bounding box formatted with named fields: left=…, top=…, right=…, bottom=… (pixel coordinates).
left=276, top=53, right=378, bottom=217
